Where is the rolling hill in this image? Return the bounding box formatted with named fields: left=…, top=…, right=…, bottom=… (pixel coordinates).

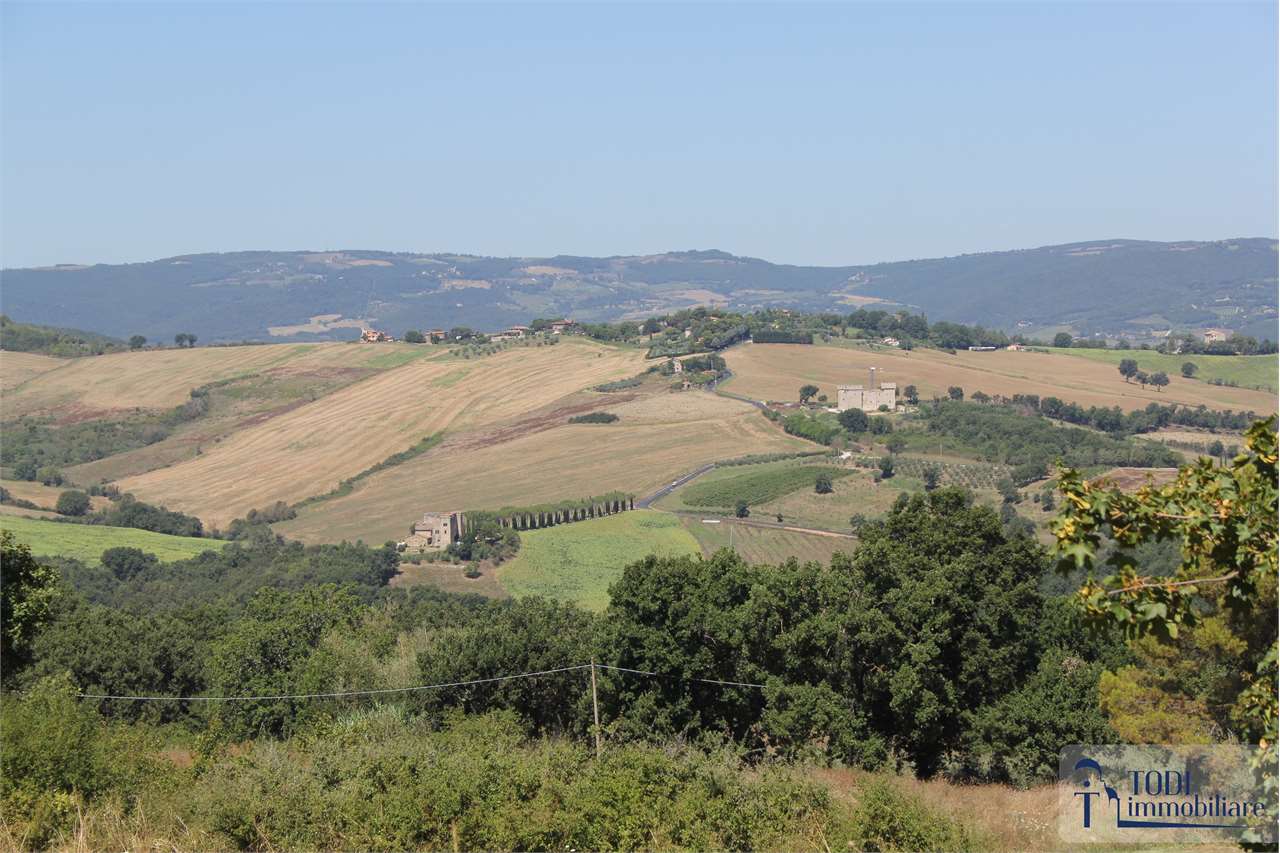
left=1, top=239, right=1274, bottom=343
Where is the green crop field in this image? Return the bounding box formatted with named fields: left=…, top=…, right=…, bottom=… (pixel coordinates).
left=1056, top=348, right=1278, bottom=394
left=678, top=462, right=853, bottom=508
left=0, top=515, right=222, bottom=564
left=497, top=510, right=700, bottom=611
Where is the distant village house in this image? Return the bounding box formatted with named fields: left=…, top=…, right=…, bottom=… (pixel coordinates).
left=403, top=510, right=466, bottom=552
left=360, top=328, right=393, bottom=343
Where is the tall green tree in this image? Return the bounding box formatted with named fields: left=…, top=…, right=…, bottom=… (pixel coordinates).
left=838, top=408, right=869, bottom=432
left=0, top=532, right=62, bottom=679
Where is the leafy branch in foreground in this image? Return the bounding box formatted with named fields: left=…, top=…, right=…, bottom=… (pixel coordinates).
left=1052, top=416, right=1277, bottom=843
left=1053, top=416, right=1276, bottom=644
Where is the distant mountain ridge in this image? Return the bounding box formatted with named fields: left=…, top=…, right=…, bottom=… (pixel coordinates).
left=1, top=238, right=1275, bottom=343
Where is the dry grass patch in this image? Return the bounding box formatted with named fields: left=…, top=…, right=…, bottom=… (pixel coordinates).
left=722, top=342, right=1277, bottom=414
left=121, top=340, right=647, bottom=527
left=679, top=516, right=854, bottom=565
left=0, top=350, right=66, bottom=392
left=390, top=560, right=509, bottom=599
left=1092, top=466, right=1180, bottom=491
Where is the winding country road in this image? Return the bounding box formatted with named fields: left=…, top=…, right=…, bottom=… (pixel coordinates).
left=635, top=463, right=716, bottom=508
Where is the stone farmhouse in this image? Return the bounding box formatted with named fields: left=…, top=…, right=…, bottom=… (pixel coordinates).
left=837, top=367, right=897, bottom=413
left=403, top=510, right=466, bottom=551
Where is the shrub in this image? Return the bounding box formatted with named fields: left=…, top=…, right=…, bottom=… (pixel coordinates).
left=782, top=412, right=842, bottom=445
left=851, top=779, right=977, bottom=852
left=814, top=473, right=833, bottom=494
left=0, top=675, right=161, bottom=847
left=189, top=713, right=842, bottom=852
left=838, top=408, right=869, bottom=433
left=878, top=456, right=895, bottom=478
left=55, top=490, right=91, bottom=517
left=592, top=376, right=644, bottom=392
left=568, top=412, right=619, bottom=424
left=100, top=546, right=158, bottom=581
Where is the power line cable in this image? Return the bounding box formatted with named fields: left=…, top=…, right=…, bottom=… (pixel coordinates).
left=77, top=664, right=592, bottom=703
left=75, top=662, right=768, bottom=703
left=596, top=663, right=766, bottom=689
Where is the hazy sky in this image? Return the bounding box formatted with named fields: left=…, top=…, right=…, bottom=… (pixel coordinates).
left=2, top=1, right=1276, bottom=268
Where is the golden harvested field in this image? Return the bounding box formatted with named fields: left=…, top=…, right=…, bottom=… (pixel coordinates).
left=1, top=342, right=435, bottom=418
left=276, top=391, right=808, bottom=544
left=722, top=342, right=1278, bottom=414
left=0, top=350, right=66, bottom=392
left=121, top=340, right=648, bottom=527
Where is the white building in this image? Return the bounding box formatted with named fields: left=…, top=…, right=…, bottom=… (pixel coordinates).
left=836, top=367, right=897, bottom=413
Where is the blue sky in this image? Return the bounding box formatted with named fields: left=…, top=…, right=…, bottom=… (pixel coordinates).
left=2, top=1, right=1275, bottom=267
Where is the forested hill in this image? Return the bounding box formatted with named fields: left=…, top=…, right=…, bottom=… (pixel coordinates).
left=1, top=238, right=1274, bottom=343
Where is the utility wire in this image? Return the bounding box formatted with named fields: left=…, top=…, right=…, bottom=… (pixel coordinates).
left=77, top=664, right=592, bottom=703
left=75, top=662, right=768, bottom=703
left=596, top=663, right=767, bottom=689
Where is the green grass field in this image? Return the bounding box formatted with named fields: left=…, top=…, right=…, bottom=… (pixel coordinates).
left=1056, top=348, right=1278, bottom=394
left=497, top=510, right=700, bottom=611
left=0, top=515, right=221, bottom=564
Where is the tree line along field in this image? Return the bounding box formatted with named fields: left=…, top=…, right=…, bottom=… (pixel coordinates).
left=721, top=340, right=1278, bottom=414
left=1053, top=346, right=1278, bottom=393
left=0, top=515, right=218, bottom=564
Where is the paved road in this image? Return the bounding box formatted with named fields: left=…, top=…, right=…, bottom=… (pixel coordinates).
left=635, top=463, right=717, bottom=508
